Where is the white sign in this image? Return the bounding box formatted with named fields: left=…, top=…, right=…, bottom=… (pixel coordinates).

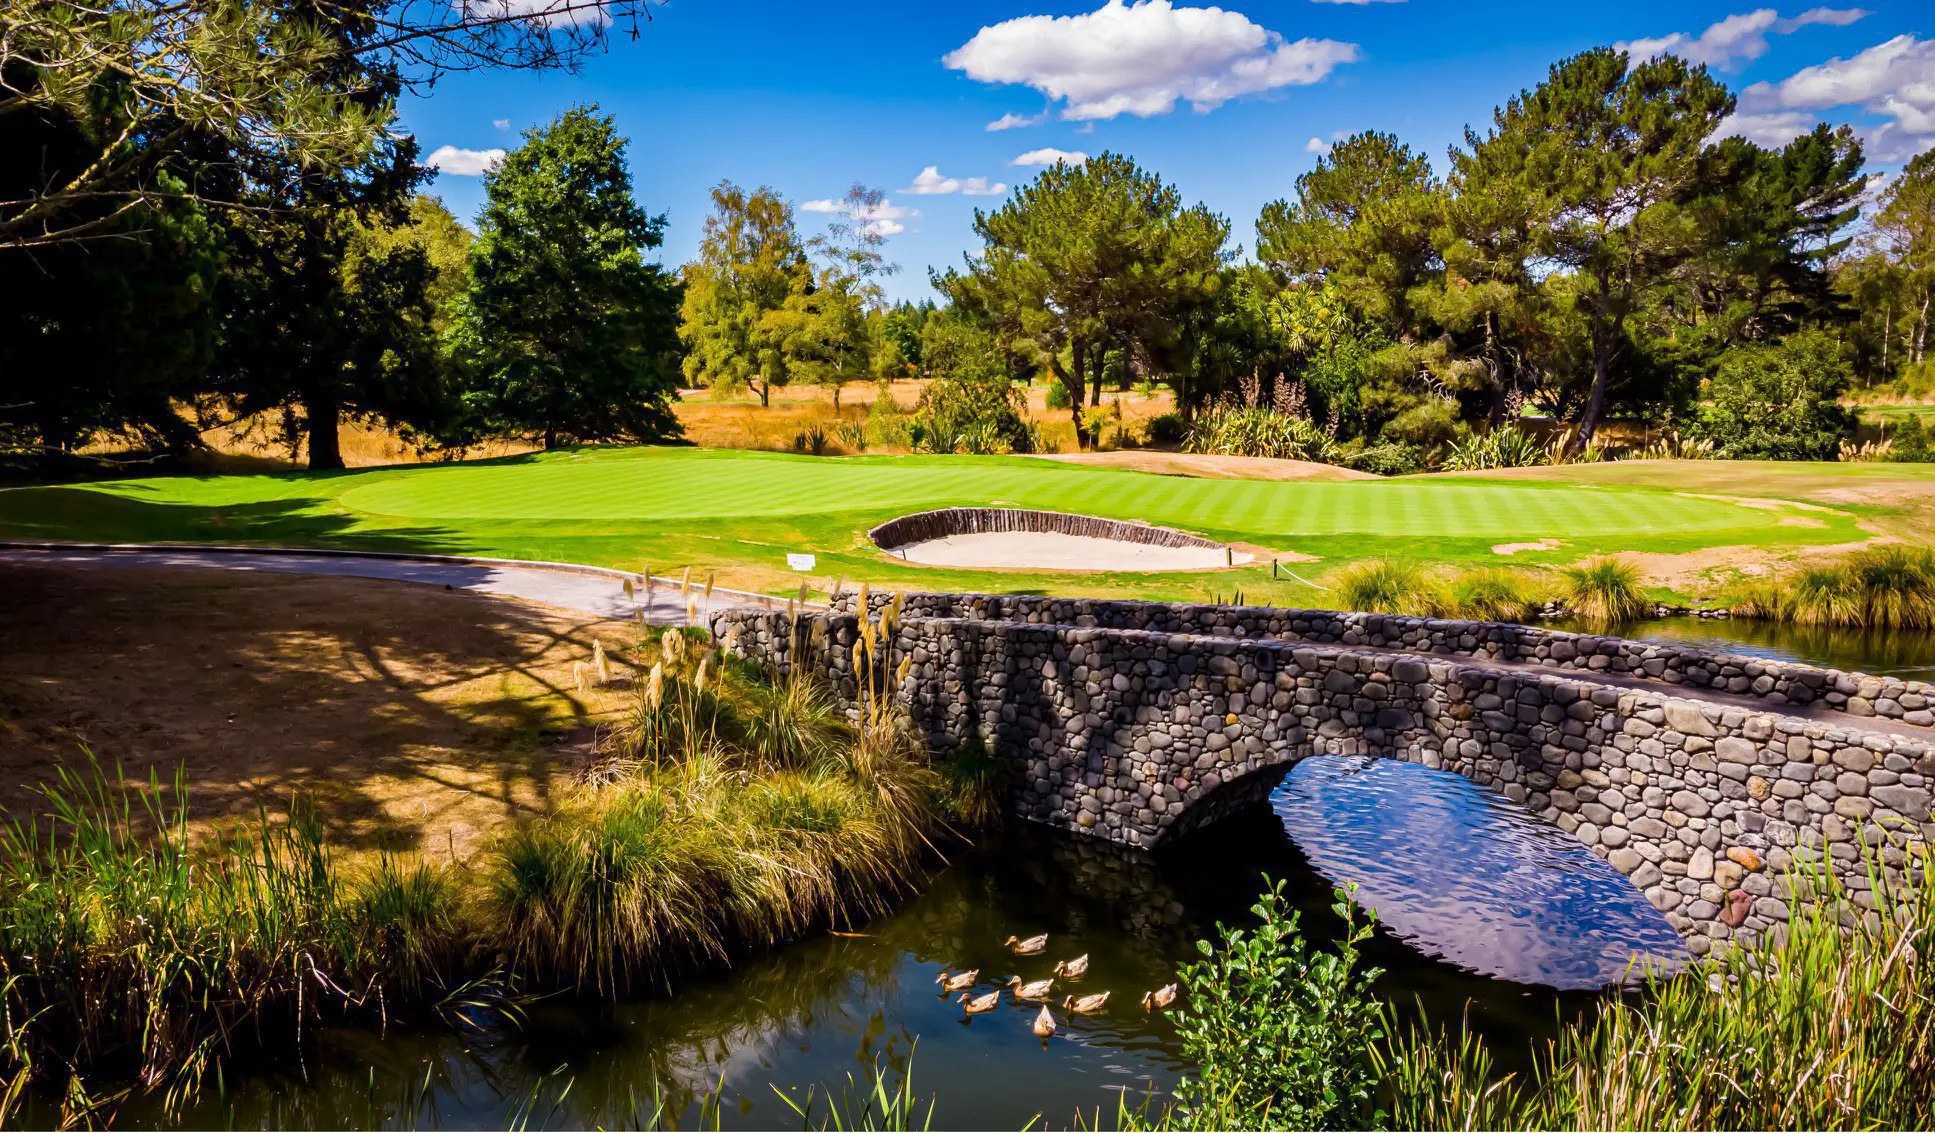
left=787, top=553, right=817, bottom=572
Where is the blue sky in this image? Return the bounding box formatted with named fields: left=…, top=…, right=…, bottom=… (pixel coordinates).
left=403, top=1, right=1935, bottom=302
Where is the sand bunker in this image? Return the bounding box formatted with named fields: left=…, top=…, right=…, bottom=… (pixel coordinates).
left=872, top=508, right=1249, bottom=573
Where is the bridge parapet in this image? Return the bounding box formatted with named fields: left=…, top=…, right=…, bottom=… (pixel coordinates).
left=831, top=591, right=1933, bottom=726
left=717, top=607, right=1933, bottom=953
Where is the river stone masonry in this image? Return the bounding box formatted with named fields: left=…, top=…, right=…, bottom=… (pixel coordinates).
left=832, top=591, right=1934, bottom=727
left=714, top=604, right=1932, bottom=954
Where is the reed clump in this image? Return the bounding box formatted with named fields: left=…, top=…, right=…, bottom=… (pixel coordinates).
left=1381, top=844, right=1935, bottom=1130
left=1560, top=556, right=1650, bottom=624
left=485, top=618, right=940, bottom=992
left=1726, top=544, right=1935, bottom=630
left=1333, top=560, right=1552, bottom=625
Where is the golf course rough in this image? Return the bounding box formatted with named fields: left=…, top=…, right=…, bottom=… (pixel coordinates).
left=0, top=446, right=1875, bottom=601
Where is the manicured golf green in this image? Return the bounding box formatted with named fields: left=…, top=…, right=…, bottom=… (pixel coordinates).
left=0, top=446, right=1886, bottom=602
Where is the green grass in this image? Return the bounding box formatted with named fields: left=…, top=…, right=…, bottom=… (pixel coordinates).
left=0, top=446, right=1882, bottom=603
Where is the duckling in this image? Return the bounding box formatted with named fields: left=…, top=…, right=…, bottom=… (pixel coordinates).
left=958, top=989, right=1001, bottom=1015
left=1062, top=991, right=1111, bottom=1015
left=1007, top=975, right=1056, bottom=1000
left=1005, top=933, right=1049, bottom=955
left=1053, top=953, right=1090, bottom=979
left=1141, top=983, right=1179, bottom=1010
left=1032, top=1004, right=1057, bottom=1039
left=935, top=969, right=979, bottom=992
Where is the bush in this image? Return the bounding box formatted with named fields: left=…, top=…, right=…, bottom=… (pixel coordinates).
left=1341, top=442, right=1427, bottom=476
left=1045, top=381, right=1071, bottom=410
left=1333, top=558, right=1448, bottom=617
left=1727, top=544, right=1935, bottom=629
left=1562, top=556, right=1649, bottom=623
left=910, top=376, right=1035, bottom=454
left=1167, top=882, right=1386, bottom=1130
left=864, top=390, right=912, bottom=449
left=1183, top=404, right=1335, bottom=462
left=1884, top=414, right=1935, bottom=463
left=1443, top=425, right=1546, bottom=471
left=1146, top=412, right=1187, bottom=446
left=1451, top=568, right=1549, bottom=623
left=1694, top=329, right=1856, bottom=460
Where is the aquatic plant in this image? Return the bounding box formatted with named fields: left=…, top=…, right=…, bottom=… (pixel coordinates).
left=1332, top=558, right=1449, bottom=618
left=1560, top=556, right=1649, bottom=624
left=1448, top=568, right=1550, bottom=623
left=1380, top=845, right=1935, bottom=1131
left=1725, top=544, right=1935, bottom=630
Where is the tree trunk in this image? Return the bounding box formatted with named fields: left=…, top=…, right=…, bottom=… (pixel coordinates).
left=1089, top=343, right=1105, bottom=406
left=1067, top=342, right=1091, bottom=450
left=1916, top=292, right=1929, bottom=366
left=759, top=379, right=771, bottom=408
left=305, top=385, right=344, bottom=471
left=1576, top=311, right=1614, bottom=449
left=543, top=428, right=558, bottom=451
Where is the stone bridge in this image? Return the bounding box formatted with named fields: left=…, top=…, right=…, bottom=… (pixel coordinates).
left=713, top=594, right=1934, bottom=952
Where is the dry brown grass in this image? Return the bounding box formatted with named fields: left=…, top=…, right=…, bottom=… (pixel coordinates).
left=0, top=563, right=638, bottom=859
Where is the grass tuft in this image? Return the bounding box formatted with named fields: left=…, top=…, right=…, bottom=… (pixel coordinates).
left=1560, top=556, right=1649, bottom=624
left=1332, top=559, right=1449, bottom=618
left=1727, top=544, right=1935, bottom=630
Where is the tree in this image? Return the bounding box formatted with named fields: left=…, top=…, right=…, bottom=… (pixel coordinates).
left=1694, top=329, right=1855, bottom=460
left=1875, top=149, right=1935, bottom=368
left=1257, top=131, right=1441, bottom=327
left=939, top=152, right=1228, bottom=447
left=0, top=0, right=656, bottom=248
left=448, top=105, right=682, bottom=450
left=1454, top=49, right=1734, bottom=446
left=679, top=182, right=811, bottom=407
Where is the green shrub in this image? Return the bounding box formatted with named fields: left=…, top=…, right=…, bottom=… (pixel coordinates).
left=1146, top=412, right=1187, bottom=445
left=864, top=392, right=912, bottom=449
left=1562, top=556, right=1649, bottom=624
left=1342, top=442, right=1427, bottom=476
left=1450, top=568, right=1549, bottom=623
left=1045, top=382, right=1071, bottom=410
left=1333, top=558, right=1448, bottom=617
left=1168, top=881, right=1386, bottom=1131
left=1443, top=425, right=1546, bottom=471
left=909, top=376, right=1035, bottom=454
left=1694, top=329, right=1856, bottom=460
left=1884, top=413, right=1935, bottom=462
left=1183, top=404, right=1335, bottom=462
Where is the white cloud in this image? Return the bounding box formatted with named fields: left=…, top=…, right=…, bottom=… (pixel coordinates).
left=943, top=0, right=1359, bottom=121
left=901, top=166, right=1008, bottom=196
left=987, top=112, right=1048, bottom=131
left=1305, top=136, right=1331, bottom=155
left=460, top=0, right=608, bottom=28
left=492, top=118, right=511, bottom=130
left=802, top=197, right=919, bottom=236
left=1010, top=147, right=1089, bottom=166
left=1715, top=109, right=1819, bottom=146
left=1619, top=7, right=1867, bottom=71
left=1740, top=34, right=1935, bottom=160
left=422, top=145, right=505, bottom=175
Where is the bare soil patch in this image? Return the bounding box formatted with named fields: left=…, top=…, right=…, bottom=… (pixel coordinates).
left=0, top=564, right=637, bottom=858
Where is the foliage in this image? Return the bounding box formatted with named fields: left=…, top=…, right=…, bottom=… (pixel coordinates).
left=1882, top=414, right=1935, bottom=463
left=1166, top=881, right=1386, bottom=1131
left=1183, top=403, right=1334, bottom=462
left=1729, top=544, right=1935, bottom=630
left=1693, top=329, right=1856, bottom=460
left=1561, top=556, right=1649, bottom=623
left=1451, top=568, right=1551, bottom=623
left=678, top=182, right=811, bottom=406
left=1333, top=558, right=1449, bottom=617
left=1341, top=442, right=1427, bottom=476
left=1045, top=382, right=1071, bottom=410
left=1146, top=412, right=1188, bottom=445
left=1442, top=426, right=1546, bottom=471
left=448, top=106, right=682, bottom=450
left=910, top=375, right=1035, bottom=455
left=1382, top=848, right=1935, bottom=1131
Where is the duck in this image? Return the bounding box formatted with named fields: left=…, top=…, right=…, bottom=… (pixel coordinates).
left=935, top=969, right=979, bottom=992
left=1005, top=933, right=1049, bottom=955
left=1142, top=983, right=1179, bottom=1010
left=1062, top=991, right=1111, bottom=1015
left=1008, top=975, right=1056, bottom=1000
left=1053, top=953, right=1090, bottom=979
left=1032, top=1004, right=1057, bottom=1039
left=958, top=990, right=1001, bottom=1014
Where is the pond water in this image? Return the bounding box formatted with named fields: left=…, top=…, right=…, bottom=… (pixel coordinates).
left=1605, top=616, right=1935, bottom=683
left=111, top=757, right=1682, bottom=1131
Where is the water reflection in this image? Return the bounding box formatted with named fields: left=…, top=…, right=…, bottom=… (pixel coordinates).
left=1274, top=755, right=1688, bottom=989
left=1605, top=616, right=1935, bottom=682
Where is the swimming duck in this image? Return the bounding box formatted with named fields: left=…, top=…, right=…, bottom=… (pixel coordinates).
left=1032, top=1004, right=1057, bottom=1038
left=1008, top=975, right=1056, bottom=1000
left=1062, top=991, right=1110, bottom=1015
left=1005, top=933, right=1049, bottom=955
left=935, top=969, right=979, bottom=992
left=1142, top=983, right=1179, bottom=1010
left=958, top=990, right=1001, bottom=1014
left=1053, top=954, right=1090, bottom=979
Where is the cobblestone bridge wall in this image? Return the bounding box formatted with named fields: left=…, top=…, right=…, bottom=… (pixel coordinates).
left=832, top=592, right=1933, bottom=727
left=716, top=607, right=1933, bottom=952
